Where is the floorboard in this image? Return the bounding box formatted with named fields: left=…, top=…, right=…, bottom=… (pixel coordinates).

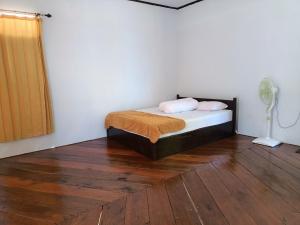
left=0, top=135, right=299, bottom=225
left=165, top=175, right=202, bottom=225
left=235, top=149, right=300, bottom=211
left=196, top=163, right=257, bottom=225
left=147, top=184, right=175, bottom=225
left=124, top=190, right=149, bottom=225
left=181, top=171, right=229, bottom=225
left=100, top=198, right=126, bottom=225
left=212, top=161, right=282, bottom=225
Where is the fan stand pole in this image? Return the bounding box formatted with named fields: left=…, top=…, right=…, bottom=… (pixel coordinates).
left=253, top=109, right=281, bottom=148
left=266, top=110, right=272, bottom=139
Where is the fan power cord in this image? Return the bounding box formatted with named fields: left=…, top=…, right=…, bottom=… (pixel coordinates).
left=275, top=105, right=300, bottom=129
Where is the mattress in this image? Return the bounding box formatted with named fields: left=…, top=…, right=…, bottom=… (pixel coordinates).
left=138, top=107, right=233, bottom=138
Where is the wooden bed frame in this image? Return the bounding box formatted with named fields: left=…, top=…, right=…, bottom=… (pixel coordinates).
left=107, top=95, right=237, bottom=160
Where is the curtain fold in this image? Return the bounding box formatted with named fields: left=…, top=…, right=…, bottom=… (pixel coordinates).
left=0, top=15, right=53, bottom=142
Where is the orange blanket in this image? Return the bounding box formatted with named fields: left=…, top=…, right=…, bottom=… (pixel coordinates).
left=105, top=111, right=185, bottom=143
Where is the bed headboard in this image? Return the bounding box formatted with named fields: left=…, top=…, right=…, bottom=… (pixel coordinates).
left=177, top=94, right=237, bottom=133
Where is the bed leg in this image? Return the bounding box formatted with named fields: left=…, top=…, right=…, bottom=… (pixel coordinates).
left=106, top=128, right=111, bottom=138
left=151, top=145, right=158, bottom=160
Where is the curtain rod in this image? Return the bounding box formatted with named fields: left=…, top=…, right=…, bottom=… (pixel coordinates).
left=0, top=9, right=52, bottom=18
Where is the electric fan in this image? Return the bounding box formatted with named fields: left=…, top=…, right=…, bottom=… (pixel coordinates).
left=252, top=78, right=281, bottom=147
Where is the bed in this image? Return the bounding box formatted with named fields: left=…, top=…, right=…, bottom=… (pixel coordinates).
left=107, top=95, right=237, bottom=160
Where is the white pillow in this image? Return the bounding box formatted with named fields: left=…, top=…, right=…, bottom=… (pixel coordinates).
left=159, top=98, right=198, bottom=114
left=197, top=101, right=228, bottom=111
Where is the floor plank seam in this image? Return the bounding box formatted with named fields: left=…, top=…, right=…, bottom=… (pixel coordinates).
left=181, top=176, right=205, bottom=225
left=163, top=181, right=177, bottom=224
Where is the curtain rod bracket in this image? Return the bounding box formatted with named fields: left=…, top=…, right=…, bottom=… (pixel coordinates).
left=36, top=13, right=52, bottom=18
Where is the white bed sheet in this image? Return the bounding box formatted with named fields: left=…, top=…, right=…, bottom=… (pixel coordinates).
left=138, top=107, right=233, bottom=138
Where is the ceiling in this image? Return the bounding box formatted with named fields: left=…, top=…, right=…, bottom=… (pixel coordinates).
left=139, top=0, right=196, bottom=8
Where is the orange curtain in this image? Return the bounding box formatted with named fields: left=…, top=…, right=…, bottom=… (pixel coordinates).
left=0, top=15, right=53, bottom=142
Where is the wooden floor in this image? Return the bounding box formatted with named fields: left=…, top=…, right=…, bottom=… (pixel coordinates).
left=0, top=135, right=299, bottom=225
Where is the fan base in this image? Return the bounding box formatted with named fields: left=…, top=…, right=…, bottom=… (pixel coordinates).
left=252, top=137, right=281, bottom=148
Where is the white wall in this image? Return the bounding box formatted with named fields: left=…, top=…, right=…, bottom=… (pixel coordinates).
left=0, top=0, right=178, bottom=158
left=177, top=0, right=300, bottom=145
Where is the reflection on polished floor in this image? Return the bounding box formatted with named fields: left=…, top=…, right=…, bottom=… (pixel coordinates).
left=0, top=135, right=299, bottom=225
